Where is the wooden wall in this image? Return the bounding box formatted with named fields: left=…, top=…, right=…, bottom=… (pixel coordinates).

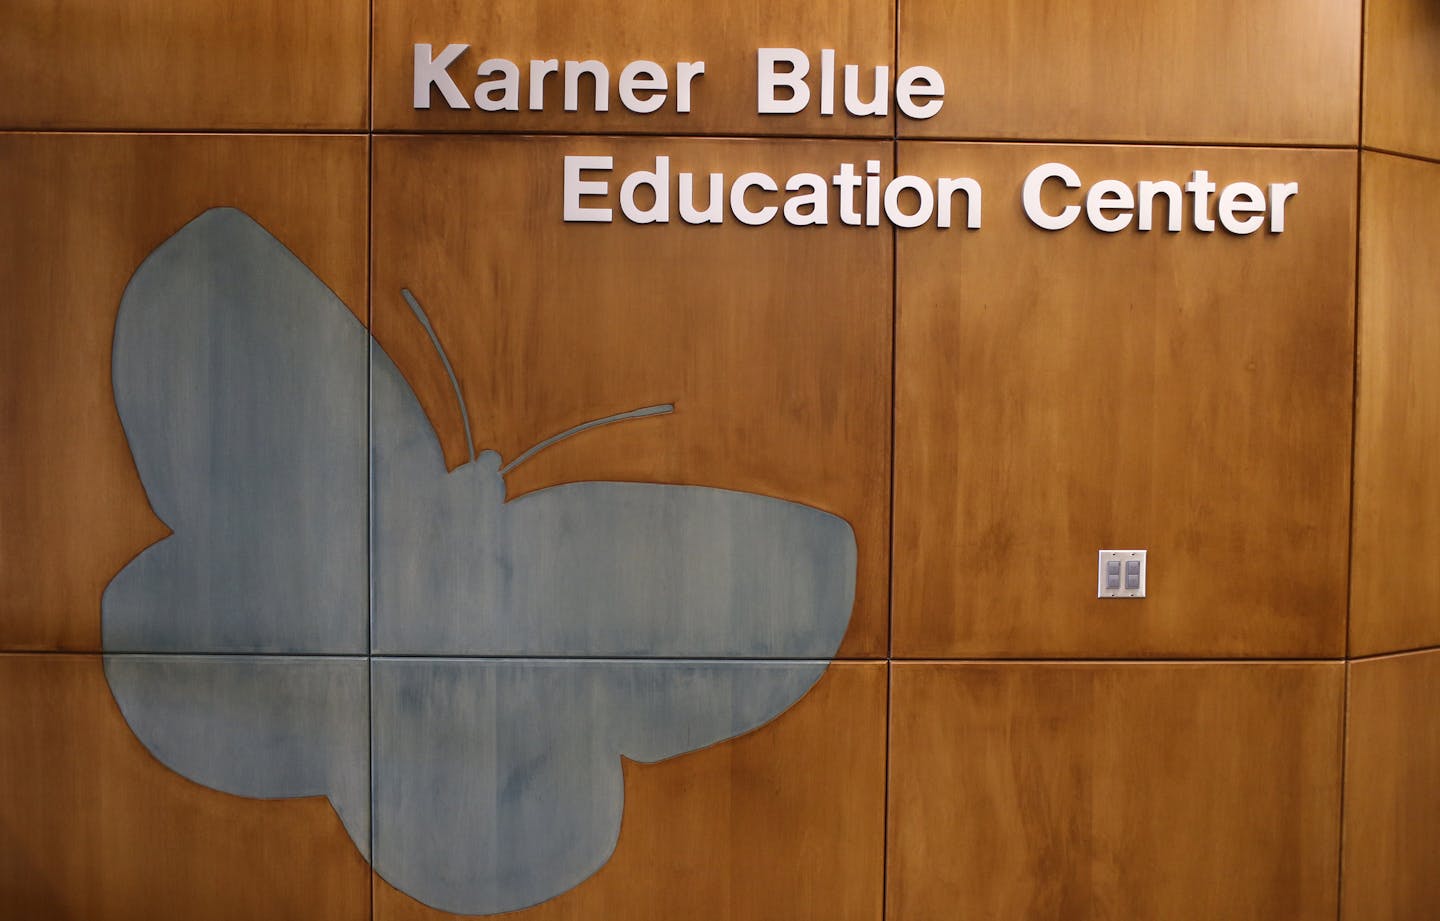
left=1, top=0, right=1437, bottom=919
left=1343, top=0, right=1440, bottom=917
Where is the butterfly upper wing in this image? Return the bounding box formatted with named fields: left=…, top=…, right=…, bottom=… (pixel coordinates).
left=499, top=480, right=856, bottom=657
left=371, top=345, right=856, bottom=658
left=104, top=207, right=368, bottom=653
left=370, top=340, right=510, bottom=650
left=374, top=471, right=856, bottom=658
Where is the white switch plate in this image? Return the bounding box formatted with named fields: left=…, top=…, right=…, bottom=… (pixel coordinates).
left=1098, top=550, right=1147, bottom=598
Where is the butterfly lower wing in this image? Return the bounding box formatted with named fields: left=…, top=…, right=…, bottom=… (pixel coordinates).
left=105, top=654, right=370, bottom=857
left=370, top=658, right=827, bottom=915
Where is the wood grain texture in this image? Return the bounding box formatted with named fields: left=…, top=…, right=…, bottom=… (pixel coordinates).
left=373, top=661, right=887, bottom=921
left=0, top=0, right=368, bottom=130
left=888, top=661, right=1345, bottom=921
left=373, top=0, right=893, bottom=135
left=1343, top=648, right=1440, bottom=921
left=371, top=135, right=892, bottom=658
left=0, top=133, right=368, bottom=651
left=898, top=0, right=1360, bottom=144
left=1352, top=152, right=1440, bottom=656
left=893, top=143, right=1356, bottom=658
left=0, top=653, right=370, bottom=920
left=1364, top=0, right=1440, bottom=161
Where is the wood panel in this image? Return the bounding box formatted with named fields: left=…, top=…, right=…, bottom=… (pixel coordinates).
left=1352, top=152, right=1440, bottom=656
left=893, top=143, right=1356, bottom=658
left=0, top=653, right=369, bottom=920
left=371, top=135, right=892, bottom=658
left=373, top=661, right=886, bottom=921
left=1364, top=0, right=1440, bottom=161
left=0, top=133, right=368, bottom=651
left=373, top=0, right=893, bottom=135
left=898, top=0, right=1360, bottom=144
left=1343, top=648, right=1440, bottom=921
left=888, top=661, right=1345, bottom=921
left=0, top=0, right=368, bottom=130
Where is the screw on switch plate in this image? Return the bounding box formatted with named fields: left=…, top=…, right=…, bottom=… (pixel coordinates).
left=1098, top=550, right=1146, bottom=598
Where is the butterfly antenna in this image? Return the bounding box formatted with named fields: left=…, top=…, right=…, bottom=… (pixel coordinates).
left=400, top=288, right=476, bottom=463
left=500, top=403, right=674, bottom=475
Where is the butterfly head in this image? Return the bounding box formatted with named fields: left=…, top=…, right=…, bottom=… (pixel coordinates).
left=451, top=449, right=508, bottom=506
left=474, top=449, right=503, bottom=477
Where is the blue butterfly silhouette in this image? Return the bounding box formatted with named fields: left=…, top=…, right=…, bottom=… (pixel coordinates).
left=101, top=208, right=856, bottom=914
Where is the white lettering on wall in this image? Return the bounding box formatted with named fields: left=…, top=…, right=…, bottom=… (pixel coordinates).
left=413, top=45, right=705, bottom=115
left=756, top=49, right=944, bottom=119
left=1023, top=163, right=1298, bottom=234
left=414, top=43, right=470, bottom=109
left=417, top=48, right=1300, bottom=235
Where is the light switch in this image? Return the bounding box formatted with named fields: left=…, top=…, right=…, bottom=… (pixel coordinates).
left=1097, top=550, right=1147, bottom=598
left=1124, top=560, right=1141, bottom=589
